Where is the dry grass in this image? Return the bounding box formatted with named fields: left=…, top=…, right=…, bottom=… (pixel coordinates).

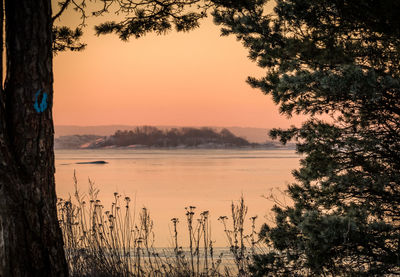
left=57, top=173, right=266, bottom=276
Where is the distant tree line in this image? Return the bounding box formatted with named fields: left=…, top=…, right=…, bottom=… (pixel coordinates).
left=54, top=135, right=104, bottom=149
left=101, top=126, right=251, bottom=147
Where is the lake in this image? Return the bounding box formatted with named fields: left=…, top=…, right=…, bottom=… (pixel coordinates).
left=55, top=149, right=300, bottom=247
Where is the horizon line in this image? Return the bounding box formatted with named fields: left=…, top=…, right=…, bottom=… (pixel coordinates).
left=55, top=124, right=271, bottom=129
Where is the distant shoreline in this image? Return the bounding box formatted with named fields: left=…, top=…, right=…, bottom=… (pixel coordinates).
left=54, top=126, right=296, bottom=150
left=55, top=125, right=273, bottom=144
left=55, top=144, right=296, bottom=150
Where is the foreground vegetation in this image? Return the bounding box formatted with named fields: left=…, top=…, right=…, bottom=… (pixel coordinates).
left=57, top=174, right=267, bottom=276
left=56, top=1, right=400, bottom=275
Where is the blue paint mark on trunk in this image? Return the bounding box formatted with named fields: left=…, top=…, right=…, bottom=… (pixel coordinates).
left=34, top=90, right=48, bottom=113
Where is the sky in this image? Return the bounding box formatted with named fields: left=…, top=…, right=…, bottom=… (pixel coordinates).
left=53, top=2, right=305, bottom=128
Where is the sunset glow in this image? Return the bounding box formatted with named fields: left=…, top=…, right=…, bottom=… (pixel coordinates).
left=53, top=14, right=304, bottom=128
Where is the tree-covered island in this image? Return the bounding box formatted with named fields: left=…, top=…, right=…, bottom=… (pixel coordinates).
left=55, top=126, right=287, bottom=149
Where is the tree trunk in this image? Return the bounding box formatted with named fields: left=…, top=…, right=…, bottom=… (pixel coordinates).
left=0, top=0, right=68, bottom=276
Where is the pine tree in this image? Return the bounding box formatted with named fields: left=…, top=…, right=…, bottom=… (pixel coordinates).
left=213, top=0, right=400, bottom=275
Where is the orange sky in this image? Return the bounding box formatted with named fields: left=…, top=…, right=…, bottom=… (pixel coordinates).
left=53, top=3, right=305, bottom=128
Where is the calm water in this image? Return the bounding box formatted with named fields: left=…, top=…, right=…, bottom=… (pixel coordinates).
left=55, top=149, right=300, bottom=247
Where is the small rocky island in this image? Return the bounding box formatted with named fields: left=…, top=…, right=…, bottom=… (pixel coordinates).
left=55, top=126, right=288, bottom=149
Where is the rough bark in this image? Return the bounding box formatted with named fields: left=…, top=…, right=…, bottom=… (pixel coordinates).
left=0, top=0, right=68, bottom=276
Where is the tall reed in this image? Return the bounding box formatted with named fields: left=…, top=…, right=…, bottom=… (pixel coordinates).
left=58, top=174, right=263, bottom=276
